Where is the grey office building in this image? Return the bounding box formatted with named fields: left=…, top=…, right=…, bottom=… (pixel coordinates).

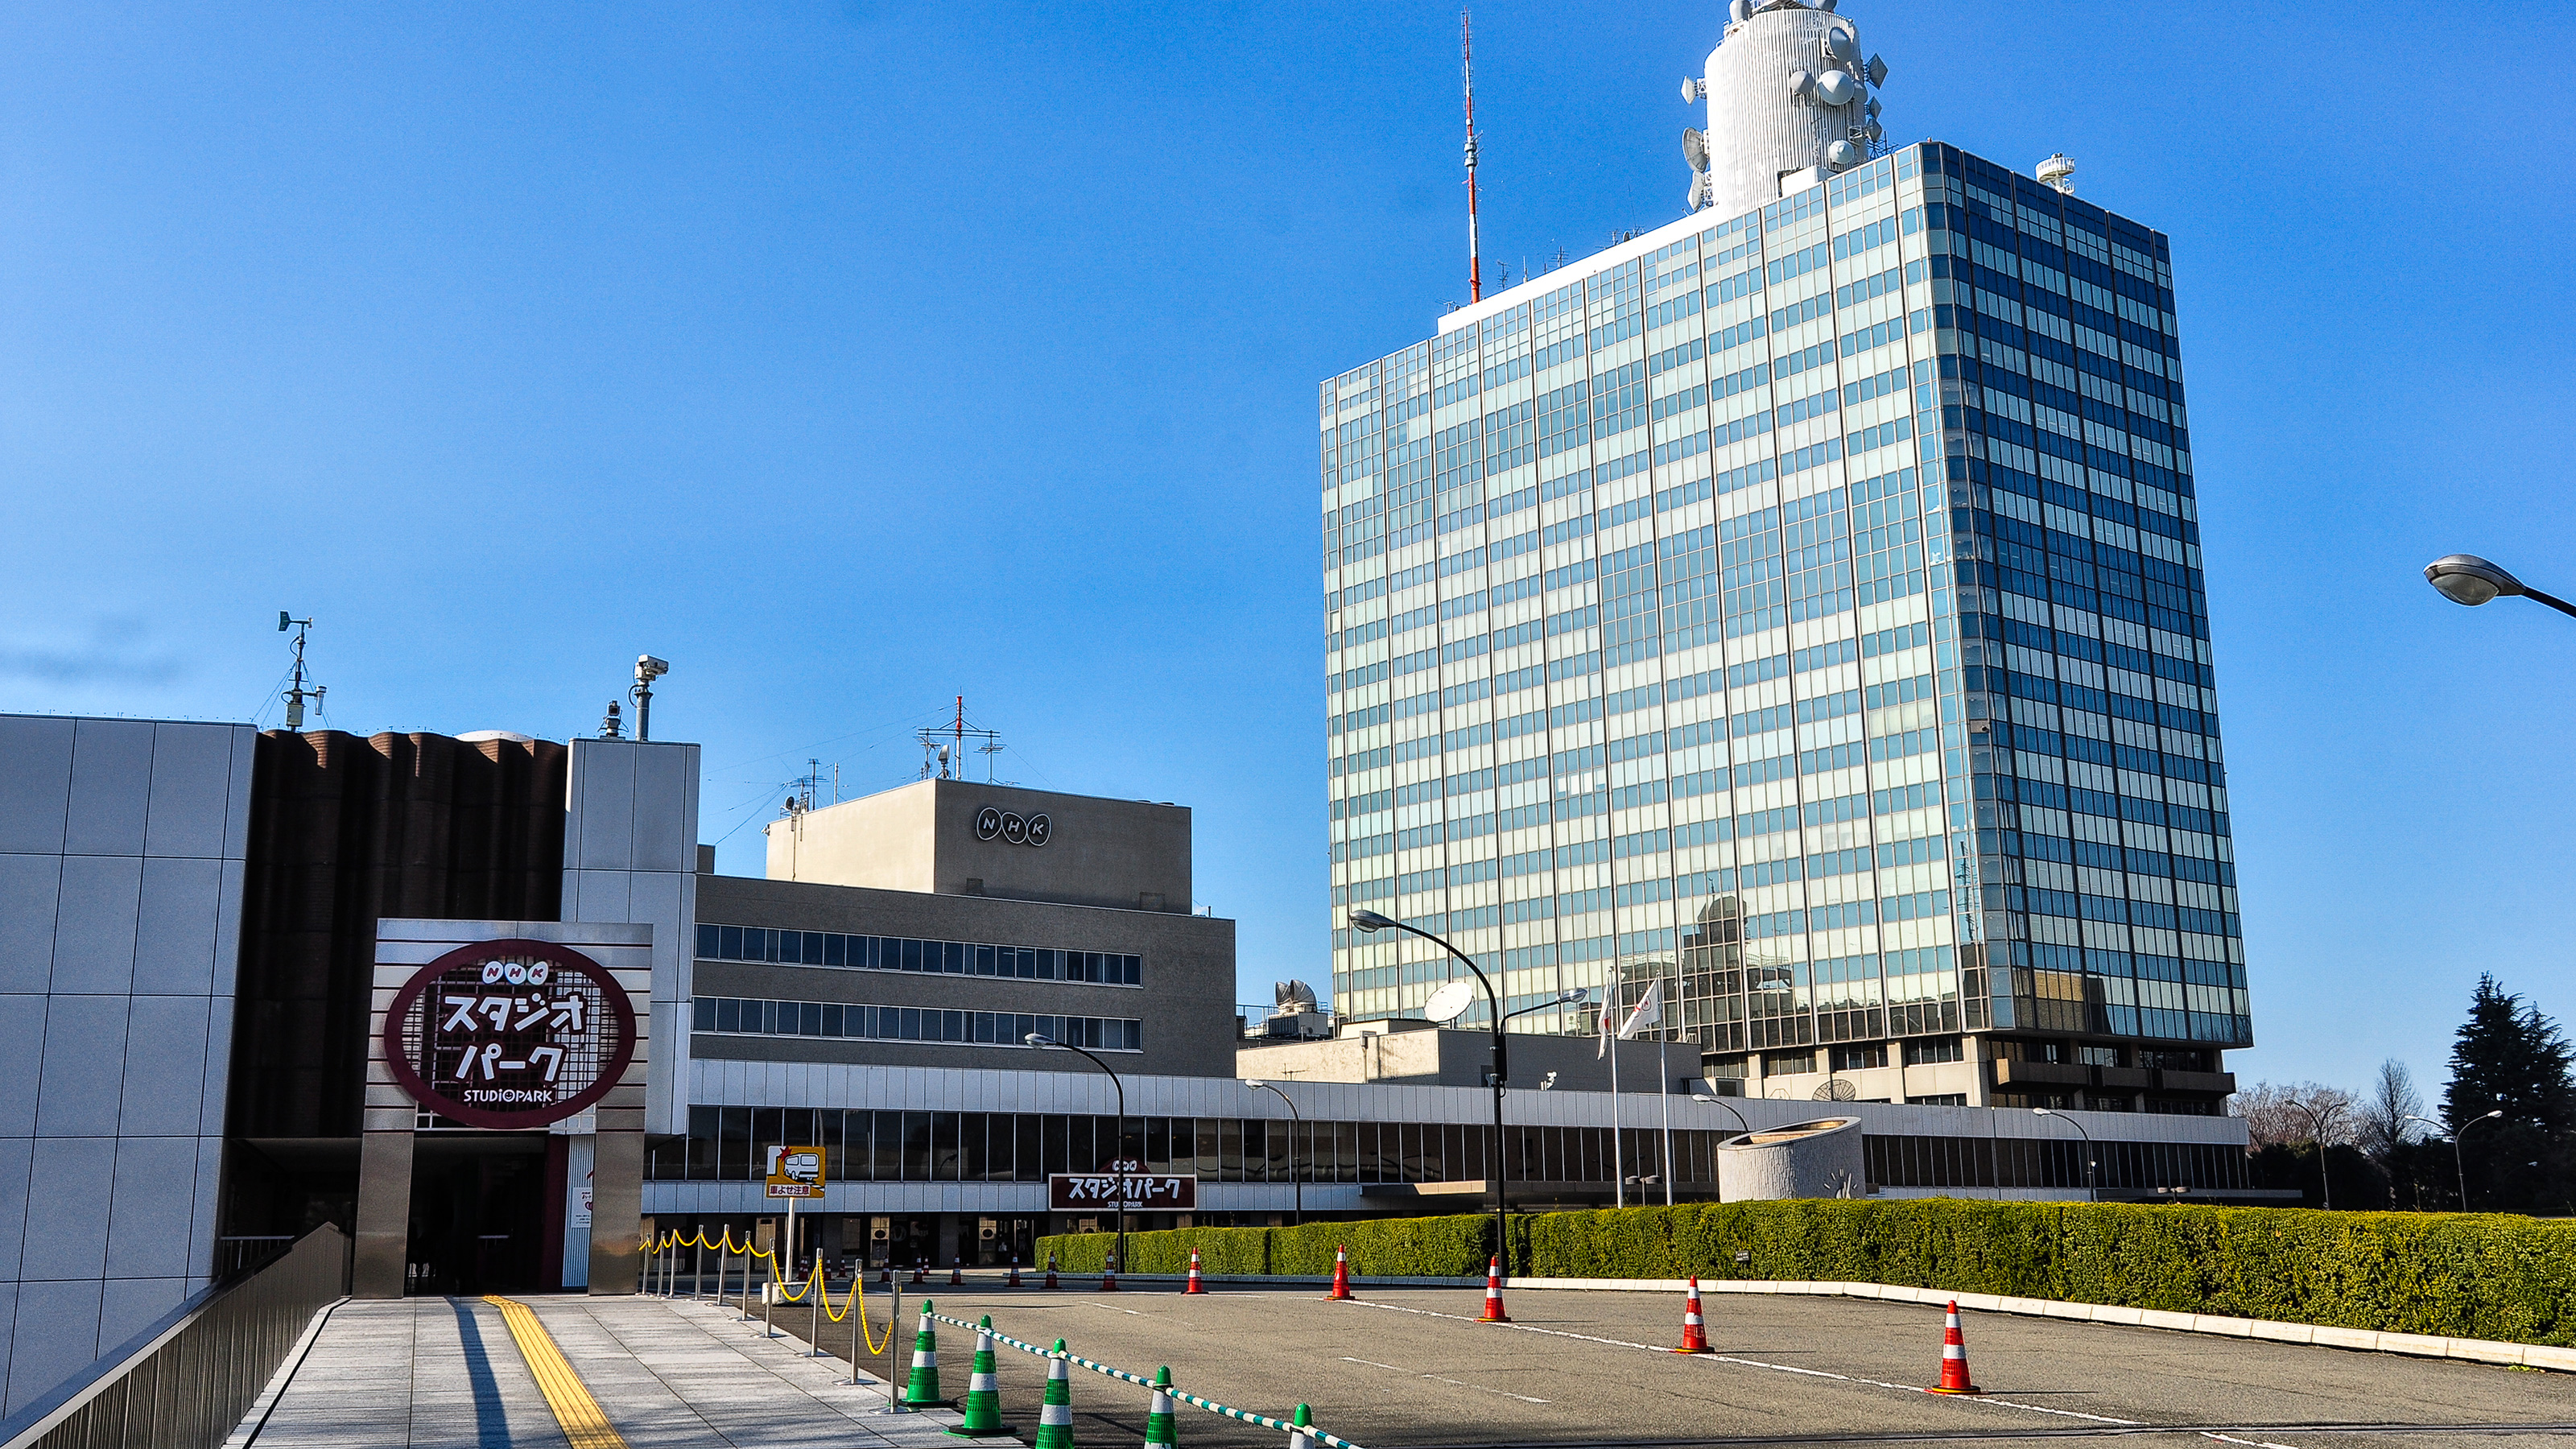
left=1320, top=0, right=2246, bottom=1112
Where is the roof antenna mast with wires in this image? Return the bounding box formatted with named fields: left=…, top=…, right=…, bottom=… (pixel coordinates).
left=1463, top=8, right=1483, bottom=303
left=917, top=696, right=1004, bottom=782
left=277, top=612, right=324, bottom=731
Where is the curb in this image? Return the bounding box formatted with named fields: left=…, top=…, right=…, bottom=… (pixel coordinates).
left=1093, top=1273, right=2576, bottom=1373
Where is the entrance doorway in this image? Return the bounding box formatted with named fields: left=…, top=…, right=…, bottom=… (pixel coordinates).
left=406, top=1133, right=554, bottom=1295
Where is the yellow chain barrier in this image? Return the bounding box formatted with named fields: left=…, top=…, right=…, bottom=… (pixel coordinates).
left=637, top=1225, right=893, bottom=1355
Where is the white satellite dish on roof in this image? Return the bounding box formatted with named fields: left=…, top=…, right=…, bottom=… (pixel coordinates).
left=1424, top=980, right=1478, bottom=1024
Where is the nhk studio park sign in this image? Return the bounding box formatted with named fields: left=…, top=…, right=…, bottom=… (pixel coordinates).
left=1046, top=1162, right=1197, bottom=1211
left=383, top=939, right=638, bottom=1130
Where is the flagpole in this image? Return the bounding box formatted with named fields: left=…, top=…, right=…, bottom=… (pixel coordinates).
left=1608, top=984, right=1624, bottom=1209
left=1659, top=1034, right=1675, bottom=1207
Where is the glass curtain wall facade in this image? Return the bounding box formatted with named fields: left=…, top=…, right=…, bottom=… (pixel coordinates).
left=1321, top=142, right=2248, bottom=1095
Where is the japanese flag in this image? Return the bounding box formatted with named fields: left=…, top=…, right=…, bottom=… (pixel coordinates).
left=1617, top=979, right=1665, bottom=1039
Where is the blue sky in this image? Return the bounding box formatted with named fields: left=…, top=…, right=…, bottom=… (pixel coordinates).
left=6, top=2, right=2573, bottom=1099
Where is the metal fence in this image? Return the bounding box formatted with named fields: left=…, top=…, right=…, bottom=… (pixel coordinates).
left=0, top=1224, right=349, bottom=1449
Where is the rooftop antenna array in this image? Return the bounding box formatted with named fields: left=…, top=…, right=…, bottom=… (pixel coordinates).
left=917, top=696, right=1004, bottom=782
left=1462, top=8, right=1482, bottom=304
left=277, top=612, right=324, bottom=731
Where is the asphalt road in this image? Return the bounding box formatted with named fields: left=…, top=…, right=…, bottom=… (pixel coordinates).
left=738, top=1277, right=2576, bottom=1449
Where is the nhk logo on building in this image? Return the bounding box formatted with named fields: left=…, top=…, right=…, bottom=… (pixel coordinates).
left=382, top=939, right=638, bottom=1129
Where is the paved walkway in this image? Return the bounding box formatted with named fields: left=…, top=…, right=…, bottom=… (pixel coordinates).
left=233, top=1295, right=971, bottom=1448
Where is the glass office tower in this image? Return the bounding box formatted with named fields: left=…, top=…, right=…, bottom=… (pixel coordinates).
left=1319, top=143, right=2248, bottom=1112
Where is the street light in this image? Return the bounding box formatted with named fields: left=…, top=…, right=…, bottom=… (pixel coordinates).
left=2423, top=555, right=2576, bottom=618
left=1029, top=1033, right=1131, bottom=1275
left=1243, top=1079, right=1302, bottom=1225
left=2282, top=1099, right=2343, bottom=1212
left=2407, top=1110, right=2505, bottom=1210
left=2033, top=1108, right=2097, bottom=1203
left=1690, top=1092, right=1752, bottom=1135
left=1349, top=907, right=1513, bottom=1268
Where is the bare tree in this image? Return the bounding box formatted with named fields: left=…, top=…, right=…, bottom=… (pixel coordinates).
left=2229, top=1080, right=2361, bottom=1150
left=2354, top=1058, right=2425, bottom=1163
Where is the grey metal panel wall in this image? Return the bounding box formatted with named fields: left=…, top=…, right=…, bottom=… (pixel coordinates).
left=0, top=715, right=255, bottom=1421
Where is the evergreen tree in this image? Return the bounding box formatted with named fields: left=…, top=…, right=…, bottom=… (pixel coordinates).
left=2442, top=975, right=2575, bottom=1214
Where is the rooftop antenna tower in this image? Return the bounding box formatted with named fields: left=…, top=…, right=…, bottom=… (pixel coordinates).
left=1462, top=8, right=1482, bottom=303
left=277, top=612, right=324, bottom=731
left=917, top=696, right=1003, bottom=782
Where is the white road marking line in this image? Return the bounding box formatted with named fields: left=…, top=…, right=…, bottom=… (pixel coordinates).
left=2201, top=1435, right=2304, bottom=1449
left=1340, top=1297, right=2145, bottom=1428
left=1421, top=1373, right=1550, bottom=1405
left=1342, top=1357, right=1409, bottom=1372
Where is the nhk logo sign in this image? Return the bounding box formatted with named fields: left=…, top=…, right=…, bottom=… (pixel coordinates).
left=383, top=939, right=638, bottom=1130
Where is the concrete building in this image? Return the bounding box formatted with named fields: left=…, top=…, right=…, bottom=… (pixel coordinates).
left=0, top=699, right=2262, bottom=1424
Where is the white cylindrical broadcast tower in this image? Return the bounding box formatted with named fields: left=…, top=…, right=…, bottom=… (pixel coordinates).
left=1696, top=0, right=1883, bottom=219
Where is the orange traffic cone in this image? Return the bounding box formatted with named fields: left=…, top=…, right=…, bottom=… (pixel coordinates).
left=1929, top=1299, right=1981, bottom=1394
left=1183, top=1249, right=1207, bottom=1294
left=1479, top=1256, right=1510, bottom=1323
left=1100, top=1250, right=1119, bottom=1293
left=952, top=1255, right=965, bottom=1286
left=1043, top=1253, right=1060, bottom=1290
left=912, top=1257, right=927, bottom=1285
left=1008, top=1256, right=1023, bottom=1288
left=1673, top=1277, right=1711, bottom=1353
left=1325, top=1245, right=1354, bottom=1301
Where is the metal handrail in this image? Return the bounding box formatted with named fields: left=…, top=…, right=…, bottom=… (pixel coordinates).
left=0, top=1224, right=350, bottom=1449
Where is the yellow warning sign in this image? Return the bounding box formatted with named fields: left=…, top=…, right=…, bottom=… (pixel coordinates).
left=765, top=1145, right=825, bottom=1199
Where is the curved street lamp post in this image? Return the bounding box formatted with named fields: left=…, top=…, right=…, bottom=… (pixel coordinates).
left=1350, top=908, right=1540, bottom=1267
left=1243, top=1079, right=1303, bottom=1225
left=2033, top=1108, right=2097, bottom=1203
left=1027, top=1033, right=1130, bottom=1276
left=2282, top=1099, right=2343, bottom=1212
left=2406, top=1109, right=2506, bottom=1210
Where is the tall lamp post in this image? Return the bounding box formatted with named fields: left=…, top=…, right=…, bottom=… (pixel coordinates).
left=2423, top=555, right=2576, bottom=619
left=2033, top=1108, right=2097, bottom=1203
left=1028, top=1033, right=1130, bottom=1276
left=1348, top=908, right=1514, bottom=1267
left=1243, top=1079, right=1303, bottom=1225
left=2407, top=1109, right=2505, bottom=1210
left=2283, top=1099, right=2343, bottom=1212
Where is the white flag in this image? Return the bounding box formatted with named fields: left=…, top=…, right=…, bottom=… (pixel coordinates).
left=1618, top=978, right=1665, bottom=1039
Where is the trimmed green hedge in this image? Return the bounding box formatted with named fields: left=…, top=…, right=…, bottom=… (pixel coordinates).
left=1040, top=1200, right=2576, bottom=1346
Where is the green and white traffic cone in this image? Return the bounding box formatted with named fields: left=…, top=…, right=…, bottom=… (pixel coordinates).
left=1033, top=1339, right=1076, bottom=1449
left=1146, top=1366, right=1178, bottom=1449
left=902, top=1299, right=946, bottom=1407
left=1286, top=1403, right=1314, bottom=1449
left=946, top=1317, right=1013, bottom=1437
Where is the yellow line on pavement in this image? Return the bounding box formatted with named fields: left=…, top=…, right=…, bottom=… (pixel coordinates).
left=484, top=1294, right=631, bottom=1449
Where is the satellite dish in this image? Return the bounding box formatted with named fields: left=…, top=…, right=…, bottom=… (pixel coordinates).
left=1826, top=139, right=1863, bottom=168
left=1682, top=126, right=1709, bottom=171
left=1730, top=0, right=1751, bottom=20
left=1823, top=28, right=1856, bottom=62
left=1865, top=54, right=1889, bottom=87
left=1787, top=69, right=1816, bottom=101
left=1813, top=69, right=1860, bottom=107
left=1424, top=980, right=1478, bottom=1024
left=1814, top=1080, right=1860, bottom=1102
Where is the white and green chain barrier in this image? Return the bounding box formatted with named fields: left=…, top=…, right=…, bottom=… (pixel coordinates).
left=925, top=1309, right=1362, bottom=1449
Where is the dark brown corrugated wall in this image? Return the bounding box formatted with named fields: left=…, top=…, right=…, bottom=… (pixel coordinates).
left=230, top=731, right=568, bottom=1139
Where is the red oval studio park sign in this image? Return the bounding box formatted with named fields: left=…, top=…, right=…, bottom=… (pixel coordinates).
left=382, top=939, right=640, bottom=1130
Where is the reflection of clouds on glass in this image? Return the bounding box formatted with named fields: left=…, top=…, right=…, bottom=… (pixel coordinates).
left=0, top=617, right=184, bottom=684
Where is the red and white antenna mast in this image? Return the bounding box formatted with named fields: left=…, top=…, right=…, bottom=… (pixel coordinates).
left=1462, top=8, right=1482, bottom=303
